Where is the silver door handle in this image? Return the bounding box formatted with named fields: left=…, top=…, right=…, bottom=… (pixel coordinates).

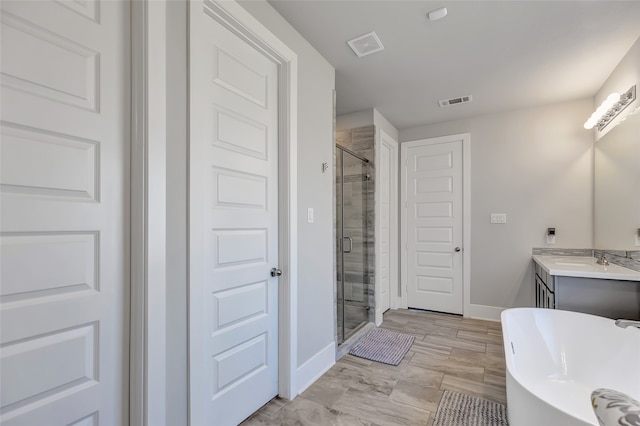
left=271, top=268, right=282, bottom=277
left=343, top=236, right=353, bottom=253
left=454, top=247, right=462, bottom=252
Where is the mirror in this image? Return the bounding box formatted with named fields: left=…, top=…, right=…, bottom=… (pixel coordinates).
left=594, top=110, right=640, bottom=251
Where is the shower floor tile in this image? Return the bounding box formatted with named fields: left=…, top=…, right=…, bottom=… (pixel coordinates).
left=241, top=309, right=506, bottom=426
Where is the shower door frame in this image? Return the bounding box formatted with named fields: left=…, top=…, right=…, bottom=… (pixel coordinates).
left=336, top=144, right=370, bottom=344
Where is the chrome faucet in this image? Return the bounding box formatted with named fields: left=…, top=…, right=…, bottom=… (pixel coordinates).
left=596, top=253, right=609, bottom=266
left=615, top=319, right=640, bottom=329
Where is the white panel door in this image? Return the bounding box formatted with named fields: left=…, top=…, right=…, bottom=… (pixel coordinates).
left=405, top=139, right=463, bottom=314
left=189, top=2, right=279, bottom=425
left=0, top=1, right=129, bottom=425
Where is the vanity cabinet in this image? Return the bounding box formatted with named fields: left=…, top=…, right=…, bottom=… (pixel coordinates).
left=554, top=276, right=640, bottom=320
left=535, top=263, right=555, bottom=309
left=533, top=256, right=640, bottom=320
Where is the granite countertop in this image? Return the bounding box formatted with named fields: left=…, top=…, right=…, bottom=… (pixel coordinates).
left=532, top=255, right=640, bottom=281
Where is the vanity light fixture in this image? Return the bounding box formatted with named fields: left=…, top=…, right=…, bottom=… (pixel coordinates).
left=584, top=85, right=636, bottom=131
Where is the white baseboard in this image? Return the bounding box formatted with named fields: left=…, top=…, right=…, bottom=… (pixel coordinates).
left=296, top=342, right=335, bottom=394
left=465, top=304, right=505, bottom=322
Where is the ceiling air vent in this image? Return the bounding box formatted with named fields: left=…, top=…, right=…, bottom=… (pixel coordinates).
left=347, top=31, right=384, bottom=58
left=438, top=95, right=473, bottom=108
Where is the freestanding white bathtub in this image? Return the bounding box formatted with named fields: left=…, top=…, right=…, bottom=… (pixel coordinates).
left=501, top=308, right=640, bottom=426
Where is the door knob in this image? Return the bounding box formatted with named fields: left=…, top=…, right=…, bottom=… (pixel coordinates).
left=271, top=268, right=283, bottom=277
left=454, top=247, right=462, bottom=252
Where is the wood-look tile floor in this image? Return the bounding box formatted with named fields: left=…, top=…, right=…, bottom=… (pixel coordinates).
left=241, top=309, right=506, bottom=426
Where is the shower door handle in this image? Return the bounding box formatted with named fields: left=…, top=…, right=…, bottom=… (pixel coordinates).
left=343, top=236, right=353, bottom=253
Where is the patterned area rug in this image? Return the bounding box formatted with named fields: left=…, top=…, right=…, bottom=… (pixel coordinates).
left=434, top=390, right=509, bottom=426
left=348, top=328, right=415, bottom=366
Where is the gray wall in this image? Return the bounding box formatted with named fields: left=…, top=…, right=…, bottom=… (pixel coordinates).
left=337, top=109, right=372, bottom=131
left=337, top=108, right=399, bottom=142
left=594, top=38, right=640, bottom=253
left=400, top=99, right=594, bottom=309
left=238, top=0, right=336, bottom=366
left=374, top=109, right=399, bottom=141
left=336, top=108, right=398, bottom=141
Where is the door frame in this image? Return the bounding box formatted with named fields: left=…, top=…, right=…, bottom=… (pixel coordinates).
left=130, top=1, right=170, bottom=425
left=400, top=134, right=471, bottom=315
left=129, top=0, right=299, bottom=424
left=375, top=129, right=399, bottom=324
left=188, top=0, right=299, bottom=404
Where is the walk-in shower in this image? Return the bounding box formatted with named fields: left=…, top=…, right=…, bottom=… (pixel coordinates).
left=336, top=144, right=370, bottom=343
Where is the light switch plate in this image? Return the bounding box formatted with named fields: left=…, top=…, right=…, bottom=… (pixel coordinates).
left=546, top=234, right=556, bottom=244
left=490, top=213, right=507, bottom=224
left=307, top=207, right=314, bottom=223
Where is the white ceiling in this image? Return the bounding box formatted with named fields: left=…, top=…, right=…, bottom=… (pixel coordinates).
left=267, top=0, right=640, bottom=130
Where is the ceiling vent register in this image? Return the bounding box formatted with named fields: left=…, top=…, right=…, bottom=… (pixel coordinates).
left=439, top=95, right=473, bottom=108
left=347, top=31, right=384, bottom=57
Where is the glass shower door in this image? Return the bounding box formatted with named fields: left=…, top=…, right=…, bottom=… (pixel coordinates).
left=337, top=146, right=369, bottom=343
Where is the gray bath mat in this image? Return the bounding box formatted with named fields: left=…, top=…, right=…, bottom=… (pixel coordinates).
left=434, top=390, right=509, bottom=426
left=348, top=328, right=415, bottom=365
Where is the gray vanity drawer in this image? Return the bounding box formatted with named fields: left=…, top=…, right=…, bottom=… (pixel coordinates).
left=535, top=274, right=555, bottom=309
left=534, top=264, right=553, bottom=291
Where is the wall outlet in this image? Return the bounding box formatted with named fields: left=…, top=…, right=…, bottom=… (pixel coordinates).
left=635, top=235, right=640, bottom=247
left=546, top=234, right=556, bottom=244
left=307, top=207, right=314, bottom=223
left=490, top=213, right=507, bottom=224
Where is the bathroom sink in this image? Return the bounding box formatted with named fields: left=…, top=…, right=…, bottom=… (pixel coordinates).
left=546, top=257, right=594, bottom=266
left=555, top=262, right=589, bottom=267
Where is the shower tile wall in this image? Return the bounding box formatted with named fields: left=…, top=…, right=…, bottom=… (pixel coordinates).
left=336, top=125, right=376, bottom=328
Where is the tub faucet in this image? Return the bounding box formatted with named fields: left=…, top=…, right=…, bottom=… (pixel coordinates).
left=596, top=254, right=609, bottom=266
left=615, top=319, right=640, bottom=329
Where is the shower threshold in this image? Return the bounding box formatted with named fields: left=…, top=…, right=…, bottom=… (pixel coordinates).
left=336, top=321, right=375, bottom=359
